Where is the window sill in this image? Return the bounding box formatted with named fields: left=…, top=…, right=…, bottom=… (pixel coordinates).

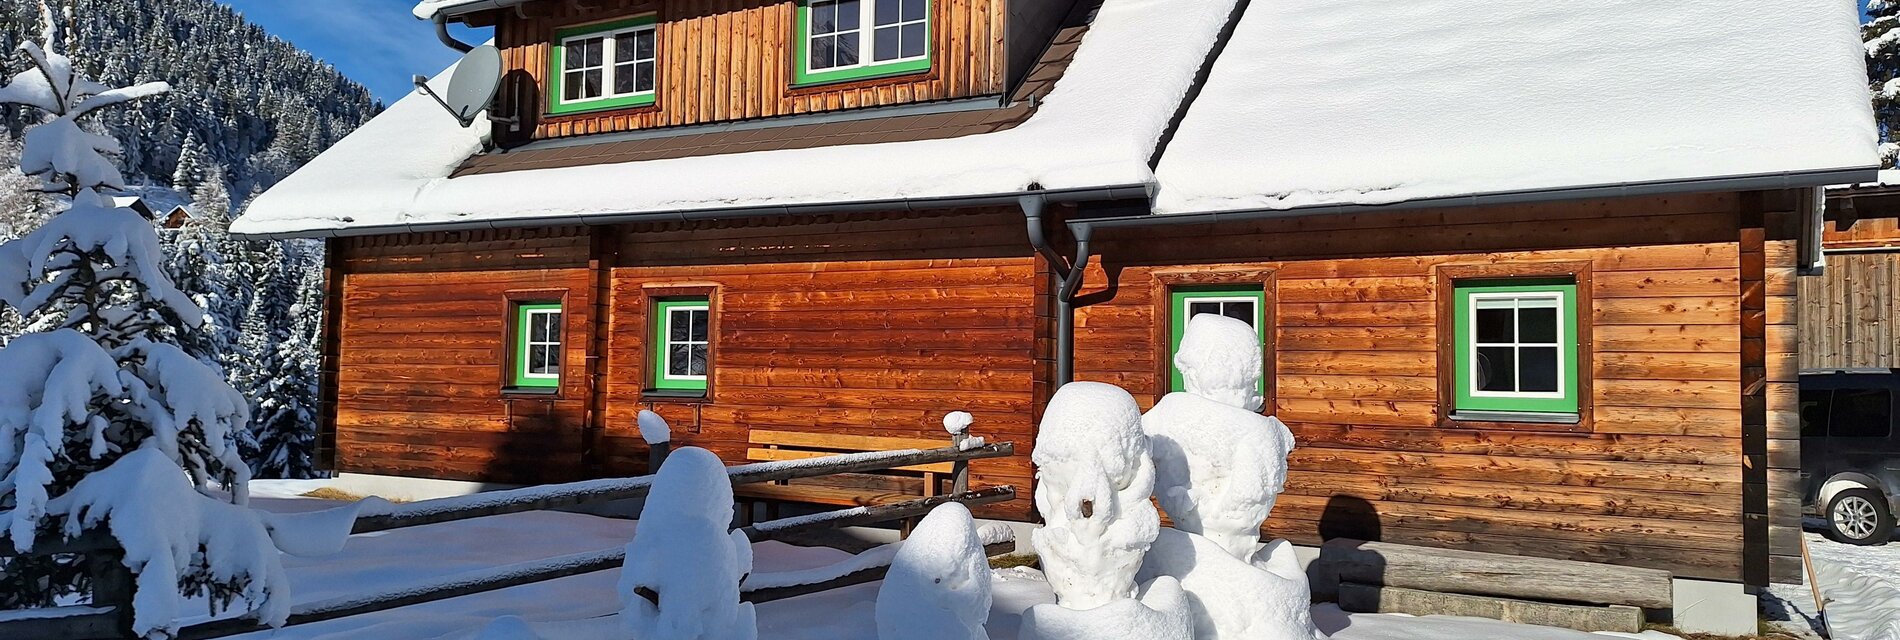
left=641, top=388, right=708, bottom=403
left=502, top=387, right=560, bottom=398
left=1448, top=410, right=1580, bottom=425
left=790, top=61, right=931, bottom=89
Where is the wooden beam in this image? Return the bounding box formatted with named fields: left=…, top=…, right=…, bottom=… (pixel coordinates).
left=1320, top=538, right=1673, bottom=610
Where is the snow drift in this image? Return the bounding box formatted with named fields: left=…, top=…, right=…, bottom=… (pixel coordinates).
left=617, top=446, right=756, bottom=640
left=875, top=502, right=992, bottom=640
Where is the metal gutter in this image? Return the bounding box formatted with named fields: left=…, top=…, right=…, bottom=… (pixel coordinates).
left=433, top=14, right=476, bottom=53
left=503, top=96, right=1007, bottom=154
left=419, top=0, right=532, bottom=21
left=234, top=183, right=1153, bottom=240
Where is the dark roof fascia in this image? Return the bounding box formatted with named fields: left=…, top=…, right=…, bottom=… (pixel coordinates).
left=235, top=183, right=1155, bottom=240
left=497, top=96, right=1008, bottom=155
left=1075, top=167, right=1879, bottom=231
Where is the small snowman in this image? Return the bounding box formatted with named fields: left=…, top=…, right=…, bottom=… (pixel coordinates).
left=876, top=502, right=993, bottom=640
left=1031, top=381, right=1161, bottom=610
left=619, top=447, right=757, bottom=640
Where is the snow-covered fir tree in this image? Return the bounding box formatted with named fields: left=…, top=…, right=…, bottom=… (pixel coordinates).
left=0, top=7, right=290, bottom=626
left=1868, top=0, right=1900, bottom=166
left=238, top=239, right=321, bottom=479
left=170, top=132, right=208, bottom=193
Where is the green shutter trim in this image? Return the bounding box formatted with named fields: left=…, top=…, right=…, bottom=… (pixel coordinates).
left=1168, top=286, right=1268, bottom=394
left=1452, top=280, right=1578, bottom=413
left=651, top=298, right=710, bottom=392
left=548, top=15, right=660, bottom=116
left=792, top=0, right=932, bottom=87
left=513, top=302, right=562, bottom=389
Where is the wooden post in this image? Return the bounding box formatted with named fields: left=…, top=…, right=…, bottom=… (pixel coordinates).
left=89, top=546, right=135, bottom=639
left=648, top=440, right=670, bottom=472
left=950, top=432, right=971, bottom=495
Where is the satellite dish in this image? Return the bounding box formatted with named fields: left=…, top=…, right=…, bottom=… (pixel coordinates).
left=414, top=44, right=505, bottom=128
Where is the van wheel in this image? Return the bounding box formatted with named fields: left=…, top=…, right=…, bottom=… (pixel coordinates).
left=1827, top=489, right=1895, bottom=546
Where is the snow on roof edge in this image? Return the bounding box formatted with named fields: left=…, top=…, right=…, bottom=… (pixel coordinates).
left=236, top=0, right=1241, bottom=237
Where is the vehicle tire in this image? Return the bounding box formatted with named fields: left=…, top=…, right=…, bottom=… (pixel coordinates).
left=1826, top=488, right=1895, bottom=546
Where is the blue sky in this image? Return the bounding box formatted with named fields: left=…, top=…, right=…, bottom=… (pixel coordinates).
left=220, top=0, right=493, bottom=104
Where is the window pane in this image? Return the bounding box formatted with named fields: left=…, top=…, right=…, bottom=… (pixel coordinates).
left=689, top=344, right=709, bottom=376
left=636, top=62, right=655, bottom=92
left=583, top=69, right=602, bottom=98
left=566, top=41, right=588, bottom=67
left=614, top=64, right=639, bottom=94
left=1221, top=301, right=1254, bottom=326
left=1476, top=347, right=1515, bottom=392
left=811, top=36, right=835, bottom=69
left=1188, top=301, right=1220, bottom=318
left=1520, top=306, right=1557, bottom=344
left=584, top=39, right=603, bottom=67
left=543, top=346, right=561, bottom=372
left=563, top=72, right=584, bottom=100
left=900, top=22, right=926, bottom=57
left=690, top=310, right=710, bottom=341
left=813, top=2, right=836, bottom=33
left=636, top=31, right=655, bottom=59
left=670, top=309, right=691, bottom=341
left=874, top=26, right=900, bottom=61
left=529, top=347, right=548, bottom=374
left=837, top=33, right=860, bottom=65
left=616, top=33, right=638, bottom=63
left=902, top=0, right=926, bottom=21
left=669, top=344, right=691, bottom=376
left=1519, top=346, right=1559, bottom=392
left=875, top=0, right=900, bottom=25
left=1831, top=388, right=1893, bottom=437
left=837, top=0, right=860, bottom=30
left=1800, top=390, right=1831, bottom=437
left=1475, top=307, right=1513, bottom=343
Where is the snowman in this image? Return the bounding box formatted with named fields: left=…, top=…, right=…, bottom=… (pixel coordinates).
left=1030, top=381, right=1162, bottom=610
left=1143, top=313, right=1297, bottom=560
left=876, top=502, right=993, bottom=640
left=619, top=447, right=757, bottom=640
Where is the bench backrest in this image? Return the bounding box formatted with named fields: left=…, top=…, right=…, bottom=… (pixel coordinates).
left=747, top=430, right=955, bottom=474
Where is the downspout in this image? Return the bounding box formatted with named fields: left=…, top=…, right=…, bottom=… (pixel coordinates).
left=435, top=13, right=476, bottom=53
left=1021, top=194, right=1081, bottom=388
left=1057, top=224, right=1095, bottom=387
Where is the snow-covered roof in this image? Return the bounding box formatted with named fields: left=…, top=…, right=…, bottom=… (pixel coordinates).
left=411, top=0, right=528, bottom=20
left=244, top=0, right=1883, bottom=238
left=1151, top=0, right=1881, bottom=214
left=232, top=0, right=1240, bottom=237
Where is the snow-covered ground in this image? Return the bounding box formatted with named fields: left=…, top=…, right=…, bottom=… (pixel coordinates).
left=217, top=485, right=1686, bottom=640
left=1763, top=522, right=1900, bottom=639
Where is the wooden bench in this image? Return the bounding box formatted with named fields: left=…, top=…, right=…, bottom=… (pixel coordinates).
left=734, top=430, right=960, bottom=524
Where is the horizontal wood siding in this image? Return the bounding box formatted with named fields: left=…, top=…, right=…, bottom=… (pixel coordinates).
left=1075, top=193, right=1753, bottom=581
left=600, top=209, right=1039, bottom=518
left=332, top=228, right=595, bottom=484
left=494, top=0, right=1007, bottom=141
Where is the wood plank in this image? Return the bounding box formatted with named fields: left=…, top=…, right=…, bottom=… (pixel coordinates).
left=1322, top=539, right=1673, bottom=609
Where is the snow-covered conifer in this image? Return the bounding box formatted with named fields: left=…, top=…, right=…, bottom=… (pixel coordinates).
left=170, top=132, right=207, bottom=192
left=1871, top=1, right=1900, bottom=167
left=0, top=6, right=319, bottom=630
left=245, top=242, right=321, bottom=478
left=1031, top=381, right=1160, bottom=611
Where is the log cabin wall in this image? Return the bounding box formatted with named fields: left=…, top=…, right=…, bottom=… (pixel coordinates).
left=600, top=208, right=1043, bottom=518
left=1071, top=191, right=1790, bottom=584
left=329, top=228, right=597, bottom=484
left=490, top=0, right=1009, bottom=141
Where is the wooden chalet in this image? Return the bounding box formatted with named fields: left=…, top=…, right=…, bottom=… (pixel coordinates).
left=234, top=0, right=1879, bottom=602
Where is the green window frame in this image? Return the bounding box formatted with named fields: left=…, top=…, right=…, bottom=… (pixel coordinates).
left=1169, top=286, right=1267, bottom=393
left=651, top=297, right=711, bottom=392
left=512, top=302, right=564, bottom=389
left=1452, top=280, right=1579, bottom=414
left=794, top=0, right=932, bottom=87
left=549, top=16, right=659, bottom=116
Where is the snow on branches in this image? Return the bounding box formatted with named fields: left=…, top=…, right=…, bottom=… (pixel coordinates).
left=0, top=3, right=336, bottom=630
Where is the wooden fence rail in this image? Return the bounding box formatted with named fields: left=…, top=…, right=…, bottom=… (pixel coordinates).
left=0, top=438, right=1018, bottom=640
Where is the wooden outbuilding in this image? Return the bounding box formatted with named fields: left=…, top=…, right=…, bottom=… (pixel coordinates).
left=234, top=0, right=1879, bottom=601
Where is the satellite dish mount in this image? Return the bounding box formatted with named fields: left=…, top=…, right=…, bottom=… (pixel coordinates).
left=415, top=44, right=515, bottom=130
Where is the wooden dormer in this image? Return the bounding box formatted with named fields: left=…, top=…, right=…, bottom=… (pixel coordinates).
left=455, top=0, right=1077, bottom=143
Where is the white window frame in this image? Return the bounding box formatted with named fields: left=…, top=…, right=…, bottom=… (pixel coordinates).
left=558, top=23, right=658, bottom=106
left=1182, top=296, right=1262, bottom=329
left=660, top=304, right=711, bottom=383
left=523, top=308, right=563, bottom=381
left=1466, top=291, right=1567, bottom=400
left=804, top=0, right=930, bottom=76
